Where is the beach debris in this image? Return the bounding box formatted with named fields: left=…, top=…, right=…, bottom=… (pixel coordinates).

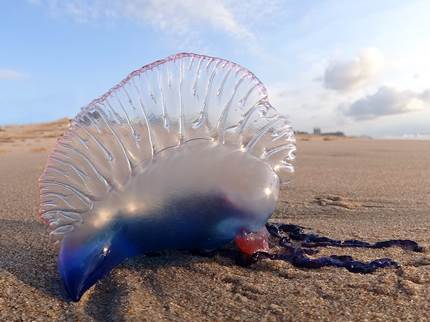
left=38, top=53, right=296, bottom=301
left=314, top=195, right=360, bottom=209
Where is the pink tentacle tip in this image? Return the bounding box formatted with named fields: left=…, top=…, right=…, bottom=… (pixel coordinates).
left=235, top=226, right=270, bottom=255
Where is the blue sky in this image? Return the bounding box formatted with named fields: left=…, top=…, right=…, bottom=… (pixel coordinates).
left=1, top=0, right=429, bottom=137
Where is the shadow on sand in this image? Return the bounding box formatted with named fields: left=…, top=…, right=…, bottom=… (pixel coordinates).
left=0, top=219, right=240, bottom=321
left=0, top=219, right=66, bottom=299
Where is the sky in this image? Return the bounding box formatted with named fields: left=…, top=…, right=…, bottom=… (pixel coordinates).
left=1, top=0, right=429, bottom=137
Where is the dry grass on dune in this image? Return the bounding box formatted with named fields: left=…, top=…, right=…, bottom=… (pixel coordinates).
left=0, top=118, right=70, bottom=143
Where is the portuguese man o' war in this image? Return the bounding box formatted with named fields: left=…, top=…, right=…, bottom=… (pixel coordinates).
left=38, top=53, right=423, bottom=302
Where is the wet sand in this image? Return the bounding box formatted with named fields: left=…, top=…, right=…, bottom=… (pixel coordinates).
left=0, top=120, right=429, bottom=321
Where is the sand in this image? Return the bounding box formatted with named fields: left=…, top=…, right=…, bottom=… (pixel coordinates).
left=0, top=120, right=429, bottom=321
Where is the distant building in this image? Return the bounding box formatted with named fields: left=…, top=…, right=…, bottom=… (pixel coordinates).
left=312, top=128, right=346, bottom=137
left=322, top=131, right=345, bottom=137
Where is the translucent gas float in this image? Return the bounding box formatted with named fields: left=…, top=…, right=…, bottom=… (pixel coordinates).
left=39, top=53, right=422, bottom=301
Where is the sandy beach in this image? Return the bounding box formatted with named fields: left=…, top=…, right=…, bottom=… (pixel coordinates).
left=0, top=120, right=429, bottom=321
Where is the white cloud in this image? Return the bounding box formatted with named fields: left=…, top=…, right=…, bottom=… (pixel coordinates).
left=28, top=0, right=283, bottom=40
left=341, top=86, right=430, bottom=120
left=124, top=0, right=251, bottom=38
left=0, top=69, right=27, bottom=80
left=323, top=48, right=384, bottom=92
left=268, top=82, right=346, bottom=133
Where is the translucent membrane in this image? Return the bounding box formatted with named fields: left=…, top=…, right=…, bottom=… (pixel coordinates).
left=39, top=53, right=295, bottom=240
